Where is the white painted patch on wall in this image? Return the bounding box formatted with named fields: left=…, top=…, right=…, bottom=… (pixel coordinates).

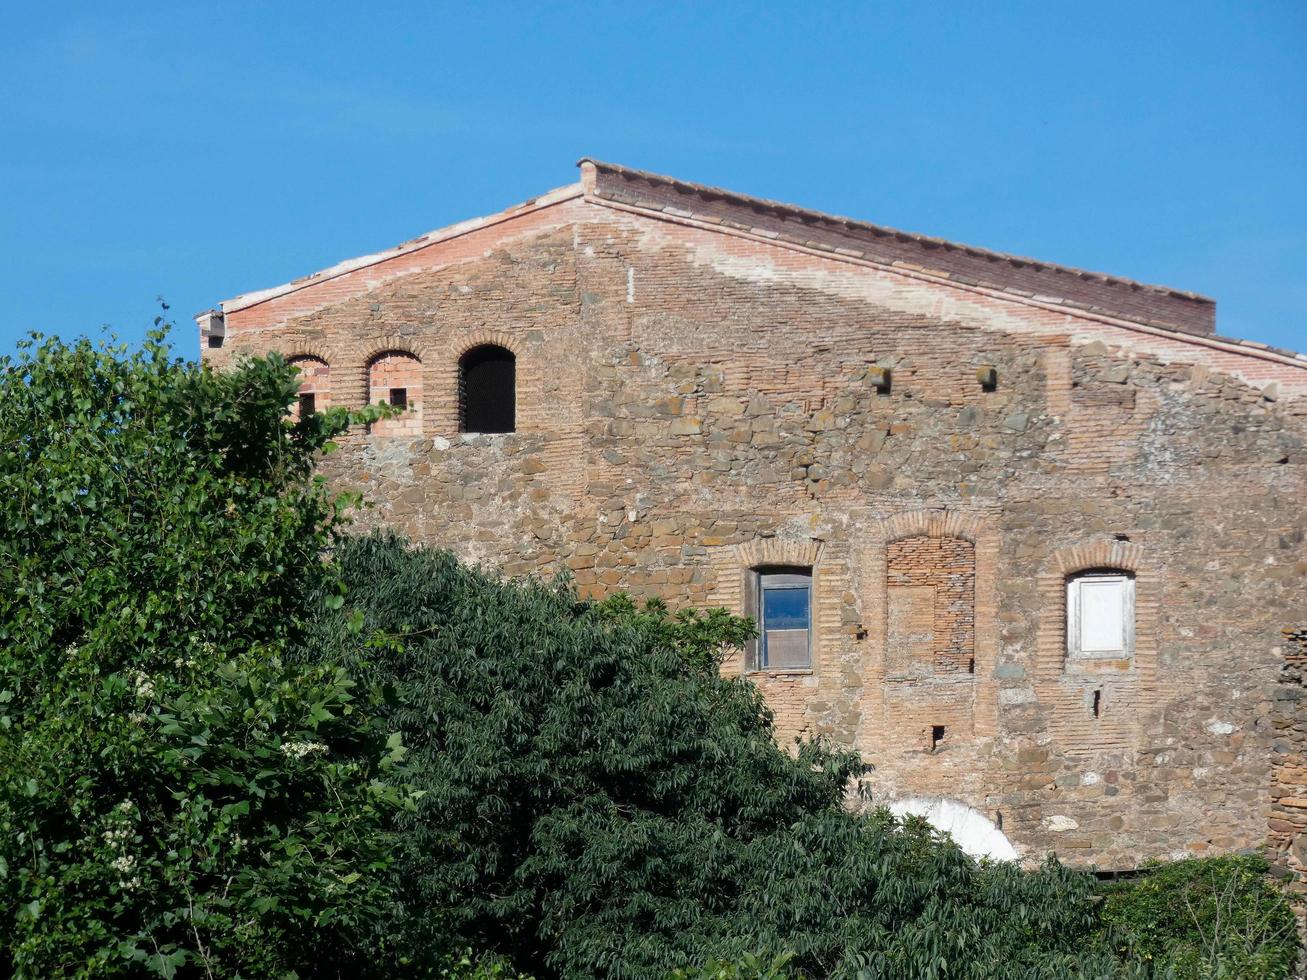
left=627, top=267, right=635, bottom=304
left=1043, top=815, right=1079, bottom=832
left=1082, top=771, right=1101, bottom=786
left=1205, top=720, right=1237, bottom=735
left=888, top=797, right=1018, bottom=862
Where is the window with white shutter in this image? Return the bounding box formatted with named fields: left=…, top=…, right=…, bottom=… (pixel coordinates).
left=1066, top=572, right=1135, bottom=660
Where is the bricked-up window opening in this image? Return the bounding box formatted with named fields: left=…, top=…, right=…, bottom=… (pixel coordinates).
left=748, top=568, right=812, bottom=671
left=1066, top=570, right=1135, bottom=662
left=931, top=725, right=946, bottom=752
left=1092, top=689, right=1102, bottom=718
left=368, top=351, right=422, bottom=438
left=459, top=344, right=515, bottom=433
left=288, top=356, right=330, bottom=423
left=886, top=535, right=975, bottom=678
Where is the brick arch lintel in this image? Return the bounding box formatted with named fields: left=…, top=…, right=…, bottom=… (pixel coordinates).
left=283, top=348, right=334, bottom=365
left=1048, top=538, right=1145, bottom=577
left=363, top=338, right=428, bottom=365
left=874, top=508, right=992, bottom=545
left=735, top=536, right=825, bottom=570
left=455, top=330, right=520, bottom=359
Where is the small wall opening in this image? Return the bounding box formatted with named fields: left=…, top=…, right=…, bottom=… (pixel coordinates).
left=459, top=344, right=516, bottom=434
left=930, top=725, right=946, bottom=752
left=1092, top=689, right=1102, bottom=718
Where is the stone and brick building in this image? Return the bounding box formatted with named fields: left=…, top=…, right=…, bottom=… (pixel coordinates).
left=199, top=160, right=1307, bottom=869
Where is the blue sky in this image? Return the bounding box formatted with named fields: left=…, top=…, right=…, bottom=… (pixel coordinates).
left=1, top=2, right=1304, bottom=358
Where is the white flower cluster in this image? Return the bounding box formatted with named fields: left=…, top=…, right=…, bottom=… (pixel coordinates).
left=103, top=800, right=142, bottom=891
left=279, top=740, right=328, bottom=760
left=130, top=671, right=155, bottom=699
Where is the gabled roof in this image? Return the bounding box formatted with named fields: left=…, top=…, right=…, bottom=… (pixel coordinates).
left=203, top=159, right=1306, bottom=371
left=579, top=159, right=1216, bottom=338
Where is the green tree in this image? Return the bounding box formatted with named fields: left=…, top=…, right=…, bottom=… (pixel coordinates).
left=298, top=534, right=1132, bottom=979
left=1100, top=855, right=1298, bottom=979
left=0, top=331, right=410, bottom=977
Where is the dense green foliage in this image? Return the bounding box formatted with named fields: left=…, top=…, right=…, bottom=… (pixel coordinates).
left=1101, top=855, right=1298, bottom=979
left=298, top=534, right=1147, bottom=979
left=0, top=333, right=410, bottom=977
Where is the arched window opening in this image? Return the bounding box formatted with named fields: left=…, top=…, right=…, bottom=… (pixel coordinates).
left=1066, top=569, right=1135, bottom=662
left=459, top=345, right=516, bottom=434
left=288, top=356, right=330, bottom=421
left=368, top=351, right=422, bottom=437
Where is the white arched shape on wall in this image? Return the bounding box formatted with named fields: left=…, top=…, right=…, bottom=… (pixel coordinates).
left=888, top=797, right=1018, bottom=862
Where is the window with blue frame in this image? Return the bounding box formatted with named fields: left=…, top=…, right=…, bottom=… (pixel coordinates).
left=756, top=569, right=812, bottom=669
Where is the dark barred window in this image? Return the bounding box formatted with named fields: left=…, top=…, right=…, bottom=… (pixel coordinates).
left=459, top=345, right=515, bottom=433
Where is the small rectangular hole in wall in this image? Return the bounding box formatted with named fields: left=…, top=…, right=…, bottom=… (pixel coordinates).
left=389, top=387, right=408, bottom=409
left=298, top=392, right=316, bottom=417
left=977, top=365, right=997, bottom=391
left=869, top=366, right=891, bottom=395
left=207, top=333, right=223, bottom=349
left=995, top=810, right=1004, bottom=831
left=968, top=657, right=976, bottom=674
left=930, top=725, right=946, bottom=752
left=1092, top=689, right=1102, bottom=719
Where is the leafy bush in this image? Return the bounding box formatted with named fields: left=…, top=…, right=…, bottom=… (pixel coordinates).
left=1100, top=855, right=1298, bottom=979
left=672, top=952, right=802, bottom=979
left=0, top=332, right=411, bottom=977
left=298, top=533, right=1134, bottom=979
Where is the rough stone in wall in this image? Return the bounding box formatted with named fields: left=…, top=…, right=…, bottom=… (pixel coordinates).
left=199, top=162, right=1307, bottom=870
left=1269, top=628, right=1307, bottom=914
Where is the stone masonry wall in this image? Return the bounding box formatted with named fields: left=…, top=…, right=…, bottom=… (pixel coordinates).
left=1270, top=629, right=1307, bottom=910
left=208, top=194, right=1307, bottom=868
